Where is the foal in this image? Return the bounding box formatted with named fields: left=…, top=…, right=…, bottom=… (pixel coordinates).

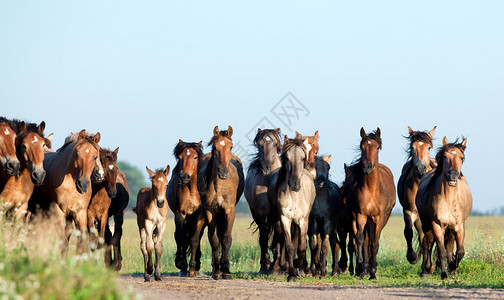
left=135, top=165, right=170, bottom=281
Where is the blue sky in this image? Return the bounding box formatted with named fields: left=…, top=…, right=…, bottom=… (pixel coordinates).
left=1, top=1, right=502, bottom=210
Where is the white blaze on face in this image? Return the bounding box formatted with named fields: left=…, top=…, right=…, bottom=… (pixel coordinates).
left=4, top=128, right=9, bottom=135
left=451, top=150, right=457, bottom=155
left=108, top=165, right=114, bottom=170
left=186, top=149, right=191, bottom=156
left=367, top=140, right=372, bottom=145
left=85, top=148, right=89, bottom=154
left=32, top=136, right=39, bottom=143
left=158, top=177, right=164, bottom=182
left=419, top=141, right=424, bottom=146
left=264, top=136, right=271, bottom=142
left=220, top=140, right=226, bottom=146
left=306, top=143, right=312, bottom=154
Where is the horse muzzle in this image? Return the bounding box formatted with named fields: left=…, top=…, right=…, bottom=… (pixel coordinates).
left=217, top=167, right=228, bottom=180
left=261, top=162, right=271, bottom=176
left=447, top=170, right=460, bottom=187
left=315, top=176, right=326, bottom=188
left=106, top=185, right=117, bottom=198
left=3, top=158, right=20, bottom=176
left=156, top=198, right=165, bottom=208
left=288, top=177, right=301, bottom=192
left=415, top=162, right=428, bottom=176
left=76, top=178, right=91, bottom=194
left=31, top=168, right=46, bottom=185
left=179, top=173, right=191, bottom=186
left=92, top=168, right=105, bottom=183
left=362, top=162, right=373, bottom=174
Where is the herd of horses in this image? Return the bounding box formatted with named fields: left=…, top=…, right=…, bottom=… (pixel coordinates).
left=0, top=116, right=472, bottom=282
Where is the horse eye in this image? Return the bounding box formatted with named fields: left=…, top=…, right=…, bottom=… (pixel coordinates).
left=22, top=144, right=28, bottom=150
left=461, top=157, right=465, bottom=162
left=194, top=156, right=198, bottom=160
left=94, top=156, right=98, bottom=160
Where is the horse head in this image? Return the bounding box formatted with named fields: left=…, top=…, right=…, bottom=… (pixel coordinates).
left=73, top=130, right=101, bottom=194
left=282, top=135, right=309, bottom=192
left=147, top=165, right=170, bottom=208
left=360, top=127, right=382, bottom=174
left=254, top=128, right=281, bottom=176
left=100, top=147, right=119, bottom=198
left=0, top=121, right=20, bottom=176
left=210, top=125, right=234, bottom=180
left=438, top=137, right=467, bottom=187
left=16, top=121, right=47, bottom=185
left=408, top=126, right=436, bottom=176
left=175, top=140, right=203, bottom=186
left=314, top=155, right=331, bottom=189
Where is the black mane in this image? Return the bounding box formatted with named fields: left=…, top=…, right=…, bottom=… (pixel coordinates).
left=405, top=130, right=433, bottom=159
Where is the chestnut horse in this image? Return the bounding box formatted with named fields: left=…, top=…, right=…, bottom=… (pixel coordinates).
left=167, top=140, right=206, bottom=277
left=308, top=155, right=342, bottom=277
left=275, top=136, right=316, bottom=281
left=244, top=128, right=282, bottom=274
left=295, top=130, right=319, bottom=178
left=30, top=130, right=102, bottom=254
left=135, top=165, right=170, bottom=281
left=397, top=126, right=436, bottom=264
left=197, top=126, right=244, bottom=279
left=346, top=128, right=395, bottom=279
left=88, top=147, right=130, bottom=270
left=416, top=137, right=472, bottom=279
left=0, top=120, right=47, bottom=221
left=0, top=117, right=20, bottom=177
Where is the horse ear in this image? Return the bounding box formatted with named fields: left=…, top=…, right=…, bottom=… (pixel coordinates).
left=284, top=135, right=289, bottom=143
left=257, top=128, right=262, bottom=134
left=113, top=147, right=119, bottom=158
left=93, top=132, right=101, bottom=144
left=46, top=133, right=54, bottom=143
left=18, top=121, right=27, bottom=133
left=408, top=126, right=413, bottom=136
left=314, top=130, right=319, bottom=140
left=324, top=155, right=332, bottom=165
left=461, top=138, right=467, bottom=148
left=275, top=128, right=281, bottom=135
left=376, top=128, right=381, bottom=138
left=295, top=131, right=302, bottom=138
left=428, top=126, right=437, bottom=138
left=213, top=126, right=219, bottom=137
left=164, top=165, right=170, bottom=177
left=38, top=121, right=46, bottom=133
left=146, top=166, right=156, bottom=179
left=197, top=141, right=202, bottom=147
left=442, top=136, right=448, bottom=146
left=227, top=126, right=233, bottom=137
left=78, top=129, right=87, bottom=140
left=360, top=127, right=366, bottom=138
left=178, top=139, right=183, bottom=144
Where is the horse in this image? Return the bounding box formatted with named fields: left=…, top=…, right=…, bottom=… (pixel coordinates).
left=88, top=147, right=130, bottom=270
left=0, top=117, right=20, bottom=178
left=134, top=165, right=170, bottom=282
left=339, top=163, right=356, bottom=275
left=397, top=126, right=436, bottom=264
left=275, top=135, right=316, bottom=281
left=295, top=130, right=319, bottom=178
left=346, top=128, right=396, bottom=279
left=197, top=126, right=244, bottom=280
left=30, top=130, right=102, bottom=254
left=0, top=120, right=47, bottom=221
left=308, top=155, right=342, bottom=277
left=244, top=128, right=282, bottom=274
left=167, top=140, right=206, bottom=277
left=416, top=137, right=472, bottom=279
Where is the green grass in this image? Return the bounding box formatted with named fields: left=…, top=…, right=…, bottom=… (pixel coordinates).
left=119, top=215, right=504, bottom=288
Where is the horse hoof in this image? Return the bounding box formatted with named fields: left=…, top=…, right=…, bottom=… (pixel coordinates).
left=441, top=272, right=448, bottom=280
left=287, top=276, right=298, bottom=282
left=189, top=270, right=197, bottom=277
left=154, top=276, right=162, bottom=281
left=179, top=270, right=189, bottom=277
left=369, top=274, right=377, bottom=280
left=407, top=252, right=418, bottom=265
left=221, top=274, right=232, bottom=280
left=420, top=272, right=430, bottom=278
left=144, top=276, right=150, bottom=282
left=147, top=267, right=153, bottom=275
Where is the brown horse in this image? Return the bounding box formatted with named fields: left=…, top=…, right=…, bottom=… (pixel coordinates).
left=197, top=126, right=244, bottom=279
left=416, top=137, right=472, bottom=279
left=88, top=147, right=130, bottom=270
left=0, top=117, right=20, bottom=177
left=167, top=140, right=206, bottom=277
left=30, top=130, right=102, bottom=254
left=397, top=126, right=436, bottom=264
left=308, top=155, right=342, bottom=277
left=295, top=131, right=319, bottom=178
left=346, top=128, right=395, bottom=279
left=0, top=120, right=47, bottom=221
left=275, top=135, right=316, bottom=281
left=244, top=128, right=282, bottom=274
left=135, top=165, right=170, bottom=282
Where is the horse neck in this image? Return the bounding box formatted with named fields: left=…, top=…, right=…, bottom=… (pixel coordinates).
left=363, top=166, right=380, bottom=189
left=50, top=144, right=76, bottom=176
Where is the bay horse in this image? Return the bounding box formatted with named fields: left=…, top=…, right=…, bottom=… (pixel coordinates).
left=416, top=137, right=472, bottom=279
left=30, top=130, right=102, bottom=254
left=308, top=155, right=342, bottom=277
left=244, top=128, right=282, bottom=274
left=0, top=117, right=20, bottom=177
left=167, top=140, right=206, bottom=277
left=197, top=126, right=244, bottom=280
left=397, top=126, right=436, bottom=264
left=0, top=120, right=47, bottom=221
left=347, top=128, right=395, bottom=279
left=275, top=135, right=316, bottom=281
left=88, top=147, right=130, bottom=270
left=295, top=130, right=319, bottom=178
left=135, top=165, right=170, bottom=281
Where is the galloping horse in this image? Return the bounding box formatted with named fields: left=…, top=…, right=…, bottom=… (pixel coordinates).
left=167, top=140, right=206, bottom=277
left=31, top=130, right=102, bottom=254
left=135, top=165, right=170, bottom=282
left=0, top=117, right=20, bottom=177
left=397, top=126, right=436, bottom=264
left=244, top=128, right=282, bottom=274
left=416, top=137, right=472, bottom=279
left=0, top=120, right=47, bottom=221
left=308, top=155, right=341, bottom=277
left=197, top=126, right=244, bottom=279
left=275, top=135, right=316, bottom=281
left=346, top=128, right=395, bottom=279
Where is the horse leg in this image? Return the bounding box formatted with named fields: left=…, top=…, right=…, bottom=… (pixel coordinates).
left=153, top=222, right=166, bottom=281
left=189, top=214, right=206, bottom=277
left=74, top=210, right=90, bottom=255
left=320, top=232, right=330, bottom=277
left=142, top=221, right=155, bottom=281
left=87, top=212, right=98, bottom=251
left=258, top=218, right=271, bottom=274
left=220, top=207, right=236, bottom=279
left=207, top=211, right=221, bottom=279
left=432, top=223, right=448, bottom=279
left=297, top=218, right=310, bottom=277
left=413, top=216, right=424, bottom=264
left=280, top=215, right=297, bottom=281
left=449, top=227, right=465, bottom=273
left=308, top=218, right=319, bottom=276
left=174, top=212, right=188, bottom=276
left=354, top=213, right=367, bottom=277
left=369, top=219, right=384, bottom=280
left=403, top=211, right=418, bottom=264
left=104, top=223, right=113, bottom=268
left=336, top=226, right=347, bottom=274
left=268, top=221, right=283, bottom=275
left=111, top=212, right=124, bottom=271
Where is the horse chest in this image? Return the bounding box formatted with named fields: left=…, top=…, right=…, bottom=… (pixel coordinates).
left=177, top=190, right=201, bottom=215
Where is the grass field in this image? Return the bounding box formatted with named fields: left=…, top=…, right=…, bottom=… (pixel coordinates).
left=118, top=214, right=504, bottom=288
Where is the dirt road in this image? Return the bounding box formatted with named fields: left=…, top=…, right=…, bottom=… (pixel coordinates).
left=119, top=274, right=504, bottom=300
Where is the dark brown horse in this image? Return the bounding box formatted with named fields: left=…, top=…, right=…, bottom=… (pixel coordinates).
left=397, top=126, right=436, bottom=264
left=0, top=117, right=20, bottom=177
left=416, top=137, right=472, bottom=279
left=88, top=147, right=130, bottom=270
left=0, top=120, right=47, bottom=221
left=135, top=165, right=170, bottom=282
left=244, top=128, right=282, bottom=274
left=346, top=128, right=395, bottom=279
left=197, top=126, right=244, bottom=279
left=167, top=140, right=206, bottom=277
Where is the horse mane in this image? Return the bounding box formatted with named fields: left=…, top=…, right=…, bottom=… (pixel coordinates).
left=405, top=130, right=433, bottom=159
left=430, top=138, right=466, bottom=184
left=248, top=129, right=282, bottom=172
left=208, top=130, right=232, bottom=148
left=0, top=117, right=17, bottom=132
left=172, top=141, right=203, bottom=174
left=1, top=118, right=50, bottom=148
left=58, top=131, right=100, bottom=153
